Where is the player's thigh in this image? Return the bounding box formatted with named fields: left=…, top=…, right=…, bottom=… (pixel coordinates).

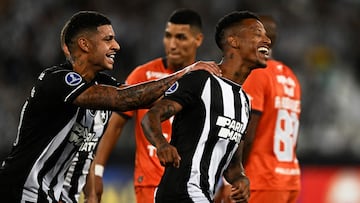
left=135, top=186, right=156, bottom=203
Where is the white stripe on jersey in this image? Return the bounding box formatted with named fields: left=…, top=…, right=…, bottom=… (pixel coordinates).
left=240, top=90, right=250, bottom=126
left=187, top=78, right=211, bottom=201
left=61, top=110, right=108, bottom=202
left=208, top=76, right=238, bottom=196
left=22, top=109, right=79, bottom=202
left=215, top=76, right=235, bottom=118
left=186, top=76, right=247, bottom=201
left=61, top=152, right=91, bottom=202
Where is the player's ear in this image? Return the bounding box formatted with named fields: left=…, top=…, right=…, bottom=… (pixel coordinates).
left=195, top=33, right=204, bottom=47
left=77, top=37, right=90, bottom=52
left=227, top=35, right=239, bottom=49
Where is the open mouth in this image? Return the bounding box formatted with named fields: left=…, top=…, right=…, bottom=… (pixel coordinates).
left=258, top=47, right=269, bottom=57
left=106, top=53, right=116, bottom=63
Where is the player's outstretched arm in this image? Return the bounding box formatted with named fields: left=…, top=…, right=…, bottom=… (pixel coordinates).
left=74, top=61, right=220, bottom=111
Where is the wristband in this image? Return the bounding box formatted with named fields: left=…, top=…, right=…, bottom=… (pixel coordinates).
left=94, top=164, right=104, bottom=177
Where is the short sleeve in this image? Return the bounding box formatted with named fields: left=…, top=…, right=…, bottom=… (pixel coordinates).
left=164, top=70, right=210, bottom=107
left=37, top=68, right=91, bottom=104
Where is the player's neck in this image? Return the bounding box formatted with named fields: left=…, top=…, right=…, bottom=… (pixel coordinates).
left=72, top=61, right=97, bottom=82
left=167, top=60, right=196, bottom=72
left=221, top=69, right=250, bottom=85
left=218, top=58, right=250, bottom=85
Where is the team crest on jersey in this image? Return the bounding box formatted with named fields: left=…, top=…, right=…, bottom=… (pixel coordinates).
left=165, top=81, right=179, bottom=96
left=88, top=110, right=109, bottom=125
left=65, top=72, right=82, bottom=86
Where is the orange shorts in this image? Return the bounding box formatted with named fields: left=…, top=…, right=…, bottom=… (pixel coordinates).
left=135, top=186, right=156, bottom=203
left=249, top=190, right=299, bottom=203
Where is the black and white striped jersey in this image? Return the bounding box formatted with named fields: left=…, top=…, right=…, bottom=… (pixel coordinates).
left=155, top=70, right=251, bottom=203
left=0, top=62, right=120, bottom=203
left=60, top=109, right=111, bottom=203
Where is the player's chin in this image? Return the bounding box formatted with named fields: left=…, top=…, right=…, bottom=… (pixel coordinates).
left=256, top=58, right=267, bottom=68
left=256, top=53, right=268, bottom=67
left=250, top=61, right=267, bottom=70
left=168, top=55, right=184, bottom=63
left=103, top=62, right=114, bottom=70
left=105, top=57, right=115, bottom=66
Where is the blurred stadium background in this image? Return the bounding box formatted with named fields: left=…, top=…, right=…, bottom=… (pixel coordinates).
left=1, top=0, right=360, bottom=202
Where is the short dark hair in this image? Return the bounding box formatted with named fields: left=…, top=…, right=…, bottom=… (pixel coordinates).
left=168, top=8, right=202, bottom=31
left=60, top=21, right=68, bottom=47
left=63, top=11, right=111, bottom=49
left=215, top=11, right=260, bottom=50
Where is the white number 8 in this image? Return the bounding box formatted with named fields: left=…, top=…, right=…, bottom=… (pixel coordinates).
left=274, top=109, right=299, bottom=162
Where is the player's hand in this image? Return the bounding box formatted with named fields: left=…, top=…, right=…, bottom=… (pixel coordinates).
left=186, top=61, right=222, bottom=76
left=156, top=142, right=181, bottom=168
left=94, top=175, right=104, bottom=201
left=84, top=193, right=98, bottom=203
left=230, top=176, right=250, bottom=203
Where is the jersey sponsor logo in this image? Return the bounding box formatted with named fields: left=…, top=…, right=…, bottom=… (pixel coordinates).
left=65, top=72, right=82, bottom=86
left=68, top=110, right=109, bottom=152
left=68, top=123, right=99, bottom=152
left=165, top=81, right=179, bottom=95
left=79, top=131, right=98, bottom=152
left=216, top=116, right=245, bottom=143
left=145, top=71, right=169, bottom=79
left=68, top=123, right=89, bottom=146
left=276, top=75, right=296, bottom=97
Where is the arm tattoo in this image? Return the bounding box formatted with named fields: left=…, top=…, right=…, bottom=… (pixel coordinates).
left=142, top=99, right=180, bottom=147
left=160, top=104, right=177, bottom=121
left=75, top=70, right=186, bottom=111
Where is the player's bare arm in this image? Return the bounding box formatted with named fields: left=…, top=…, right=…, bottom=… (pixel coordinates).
left=242, top=112, right=261, bottom=164
left=223, top=142, right=250, bottom=202
left=93, top=113, right=127, bottom=199
left=141, top=99, right=182, bottom=168
left=74, top=61, right=220, bottom=111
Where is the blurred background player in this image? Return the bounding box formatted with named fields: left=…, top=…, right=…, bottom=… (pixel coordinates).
left=243, top=15, right=302, bottom=203
left=214, top=14, right=302, bottom=203
left=93, top=8, right=204, bottom=202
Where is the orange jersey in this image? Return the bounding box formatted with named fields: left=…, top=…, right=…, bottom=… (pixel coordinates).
left=243, top=60, right=301, bottom=190
left=122, top=58, right=174, bottom=187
